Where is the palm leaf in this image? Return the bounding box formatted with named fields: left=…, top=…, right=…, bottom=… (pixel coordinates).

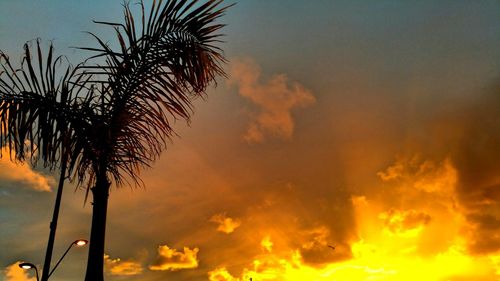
left=77, top=0, right=230, bottom=186
left=0, top=41, right=98, bottom=175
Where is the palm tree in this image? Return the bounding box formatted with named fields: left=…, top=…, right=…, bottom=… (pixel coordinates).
left=0, top=0, right=229, bottom=280
left=0, top=41, right=97, bottom=281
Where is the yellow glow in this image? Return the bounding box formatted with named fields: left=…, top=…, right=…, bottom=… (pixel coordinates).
left=208, top=158, right=500, bottom=280
left=261, top=236, right=273, bottom=253
left=210, top=240, right=498, bottom=281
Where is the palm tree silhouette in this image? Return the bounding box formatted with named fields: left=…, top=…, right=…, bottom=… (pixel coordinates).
left=0, top=41, right=97, bottom=281
left=0, top=1, right=229, bottom=280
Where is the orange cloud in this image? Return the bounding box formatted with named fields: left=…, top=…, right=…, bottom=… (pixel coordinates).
left=229, top=57, right=315, bottom=143
left=300, top=226, right=330, bottom=250
left=149, top=245, right=199, bottom=271
left=204, top=189, right=497, bottom=281
left=104, top=254, right=143, bottom=276
left=261, top=236, right=273, bottom=253
left=210, top=213, right=241, bottom=234
left=208, top=267, right=241, bottom=281
left=0, top=146, right=54, bottom=192
left=207, top=243, right=499, bottom=281
left=202, top=154, right=498, bottom=280
left=377, top=156, right=457, bottom=194
left=3, top=262, right=36, bottom=281
left=227, top=251, right=302, bottom=281
left=379, top=208, right=431, bottom=237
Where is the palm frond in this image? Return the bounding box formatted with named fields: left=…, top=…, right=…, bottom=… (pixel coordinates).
left=0, top=41, right=98, bottom=174
left=78, top=0, right=230, bottom=186
left=1, top=1, right=230, bottom=190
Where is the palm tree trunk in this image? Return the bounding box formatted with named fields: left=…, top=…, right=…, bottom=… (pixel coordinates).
left=84, top=173, right=110, bottom=281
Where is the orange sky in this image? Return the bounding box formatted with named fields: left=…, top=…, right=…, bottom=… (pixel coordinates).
left=1, top=1, right=499, bottom=281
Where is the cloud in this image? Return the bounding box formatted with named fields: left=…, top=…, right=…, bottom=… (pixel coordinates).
left=208, top=267, right=241, bottom=281
left=446, top=83, right=500, bottom=255
left=231, top=252, right=300, bottom=281
left=0, top=146, right=54, bottom=192
left=229, top=57, right=315, bottom=143
left=3, top=262, right=36, bottom=281
left=210, top=213, right=241, bottom=234
left=341, top=193, right=498, bottom=280
left=207, top=238, right=499, bottom=281
left=377, top=156, right=457, bottom=194
left=149, top=245, right=199, bottom=271
left=208, top=251, right=323, bottom=281
left=370, top=157, right=464, bottom=256
left=260, top=236, right=273, bottom=253
left=0, top=4, right=497, bottom=281
left=298, top=226, right=344, bottom=266
left=389, top=82, right=500, bottom=255
left=300, top=226, right=329, bottom=250
left=379, top=208, right=431, bottom=237
left=104, top=254, right=143, bottom=276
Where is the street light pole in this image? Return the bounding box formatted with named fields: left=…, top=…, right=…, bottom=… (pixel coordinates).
left=20, top=239, right=87, bottom=281
left=41, top=130, right=71, bottom=281
left=47, top=239, right=88, bottom=278
left=40, top=157, right=68, bottom=281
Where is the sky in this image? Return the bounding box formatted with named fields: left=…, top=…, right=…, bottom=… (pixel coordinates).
left=1, top=0, right=499, bottom=280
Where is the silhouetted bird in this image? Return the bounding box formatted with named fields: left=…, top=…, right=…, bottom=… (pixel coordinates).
left=328, top=245, right=336, bottom=250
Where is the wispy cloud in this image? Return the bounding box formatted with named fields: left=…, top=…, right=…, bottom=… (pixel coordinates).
left=0, top=146, right=54, bottom=192
left=210, top=213, right=241, bottom=234
left=149, top=245, right=199, bottom=271
left=104, top=254, right=143, bottom=276
left=229, top=57, right=315, bottom=143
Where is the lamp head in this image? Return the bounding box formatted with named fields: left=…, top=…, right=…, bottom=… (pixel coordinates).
left=19, top=262, right=36, bottom=270
left=74, top=239, right=88, bottom=246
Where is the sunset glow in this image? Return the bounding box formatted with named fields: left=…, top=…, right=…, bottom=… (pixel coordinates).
left=206, top=158, right=499, bottom=280
left=1, top=1, right=499, bottom=281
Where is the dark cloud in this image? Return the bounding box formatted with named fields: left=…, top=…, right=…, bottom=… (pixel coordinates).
left=442, top=81, right=500, bottom=255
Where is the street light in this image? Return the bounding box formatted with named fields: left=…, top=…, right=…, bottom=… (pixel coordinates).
left=19, top=239, right=87, bottom=280
left=75, top=239, right=88, bottom=246
left=19, top=262, right=40, bottom=281
left=47, top=239, right=88, bottom=278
